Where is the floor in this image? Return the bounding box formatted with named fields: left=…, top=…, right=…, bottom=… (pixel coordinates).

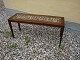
left=0, top=8, right=80, bottom=60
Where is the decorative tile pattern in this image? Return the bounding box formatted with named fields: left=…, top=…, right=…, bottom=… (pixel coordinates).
left=12, top=13, right=61, bottom=23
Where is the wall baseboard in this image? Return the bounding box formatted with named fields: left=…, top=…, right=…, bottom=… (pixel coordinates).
left=5, top=8, right=31, bottom=16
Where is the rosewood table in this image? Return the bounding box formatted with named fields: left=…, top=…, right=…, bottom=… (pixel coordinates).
left=8, top=13, right=65, bottom=47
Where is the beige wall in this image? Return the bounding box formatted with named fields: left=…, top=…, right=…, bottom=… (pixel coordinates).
left=3, top=0, right=80, bottom=24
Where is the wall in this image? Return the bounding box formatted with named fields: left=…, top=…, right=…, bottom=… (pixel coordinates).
left=3, top=0, right=80, bottom=24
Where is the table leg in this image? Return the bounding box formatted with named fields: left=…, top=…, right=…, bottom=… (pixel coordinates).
left=59, top=27, right=64, bottom=47
left=8, top=21, right=14, bottom=38
left=18, top=23, right=21, bottom=31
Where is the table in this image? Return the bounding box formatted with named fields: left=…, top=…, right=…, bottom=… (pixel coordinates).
left=8, top=13, right=65, bottom=46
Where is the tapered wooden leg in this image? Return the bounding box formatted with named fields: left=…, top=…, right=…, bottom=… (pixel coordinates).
left=18, top=23, right=21, bottom=31
left=59, top=27, right=64, bottom=47
left=8, top=21, right=15, bottom=38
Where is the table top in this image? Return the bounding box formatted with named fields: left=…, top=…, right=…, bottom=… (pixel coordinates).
left=8, top=13, right=64, bottom=27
